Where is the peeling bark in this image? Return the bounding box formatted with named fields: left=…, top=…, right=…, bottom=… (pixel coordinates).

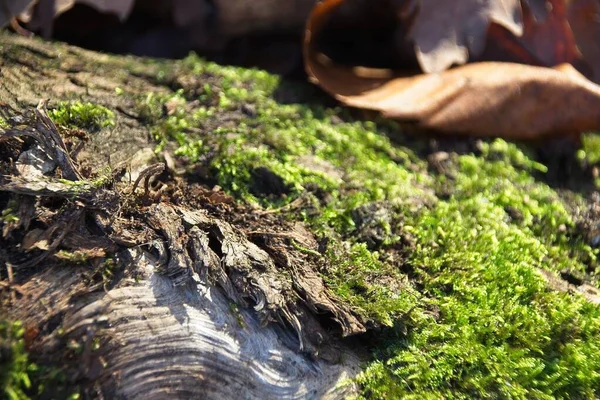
left=0, top=32, right=364, bottom=398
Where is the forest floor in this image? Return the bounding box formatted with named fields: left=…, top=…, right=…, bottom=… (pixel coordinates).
left=1, top=31, right=600, bottom=399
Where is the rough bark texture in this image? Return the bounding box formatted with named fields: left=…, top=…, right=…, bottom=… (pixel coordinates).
left=0, top=32, right=364, bottom=398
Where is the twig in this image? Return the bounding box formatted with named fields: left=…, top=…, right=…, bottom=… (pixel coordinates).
left=0, top=281, right=25, bottom=296
left=132, top=163, right=165, bottom=195
left=36, top=99, right=83, bottom=181
left=254, top=196, right=307, bottom=215
left=10, top=18, right=34, bottom=38
left=6, top=262, right=16, bottom=302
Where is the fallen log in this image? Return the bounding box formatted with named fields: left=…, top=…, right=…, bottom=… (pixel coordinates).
left=0, top=32, right=363, bottom=399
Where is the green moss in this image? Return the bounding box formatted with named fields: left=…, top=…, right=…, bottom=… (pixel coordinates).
left=0, top=320, right=80, bottom=400
left=1, top=208, right=19, bottom=224
left=182, top=53, right=280, bottom=98
left=57, top=166, right=112, bottom=190
left=212, top=104, right=432, bottom=217
left=136, top=90, right=212, bottom=158
left=580, top=132, right=600, bottom=165
left=324, top=242, right=421, bottom=326
left=98, top=257, right=118, bottom=291
left=357, top=197, right=600, bottom=399
left=142, top=54, right=600, bottom=398
left=1, top=320, right=35, bottom=400
left=0, top=116, right=9, bottom=129
left=443, top=141, right=597, bottom=279
left=49, top=101, right=115, bottom=131
left=55, top=250, right=90, bottom=264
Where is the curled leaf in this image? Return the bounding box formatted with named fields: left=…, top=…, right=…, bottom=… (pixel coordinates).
left=0, top=0, right=35, bottom=27
left=304, top=0, right=600, bottom=139
left=19, top=0, right=135, bottom=30
left=567, top=0, right=600, bottom=83
left=408, top=0, right=524, bottom=73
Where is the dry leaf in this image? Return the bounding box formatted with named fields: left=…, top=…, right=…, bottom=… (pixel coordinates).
left=480, top=0, right=585, bottom=71
left=408, top=0, right=524, bottom=73
left=567, top=0, right=600, bottom=83
left=519, top=0, right=582, bottom=67
left=305, top=0, right=600, bottom=138
left=0, top=0, right=35, bottom=27
left=19, top=0, right=135, bottom=34
left=55, top=0, right=134, bottom=21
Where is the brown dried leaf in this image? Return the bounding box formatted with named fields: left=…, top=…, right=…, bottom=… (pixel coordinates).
left=305, top=0, right=600, bottom=138
left=306, top=48, right=600, bottom=139
left=480, top=0, right=584, bottom=70
left=408, top=0, right=524, bottom=72
left=0, top=0, right=35, bottom=27
left=519, top=0, right=582, bottom=66
left=567, top=0, right=600, bottom=83
left=55, top=0, right=134, bottom=21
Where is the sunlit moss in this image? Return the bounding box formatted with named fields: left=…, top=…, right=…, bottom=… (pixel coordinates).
left=141, top=53, right=600, bottom=398
left=49, top=101, right=115, bottom=131
left=356, top=197, right=600, bottom=399
left=323, top=242, right=421, bottom=326
left=1, top=320, right=35, bottom=400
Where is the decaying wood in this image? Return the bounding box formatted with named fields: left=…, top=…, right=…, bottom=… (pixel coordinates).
left=12, top=255, right=361, bottom=399
left=0, top=32, right=366, bottom=397
left=4, top=100, right=83, bottom=180
left=1, top=111, right=363, bottom=397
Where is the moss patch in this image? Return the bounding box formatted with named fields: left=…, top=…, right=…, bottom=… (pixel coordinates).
left=357, top=197, right=600, bottom=399
left=1, top=32, right=597, bottom=399
left=49, top=101, right=115, bottom=131
left=1, top=320, right=35, bottom=400
left=121, top=53, right=600, bottom=398
left=324, top=241, right=420, bottom=326
left=0, top=116, right=9, bottom=129
left=581, top=133, right=600, bottom=165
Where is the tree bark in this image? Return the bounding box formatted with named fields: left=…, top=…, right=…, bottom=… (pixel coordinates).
left=0, top=32, right=363, bottom=399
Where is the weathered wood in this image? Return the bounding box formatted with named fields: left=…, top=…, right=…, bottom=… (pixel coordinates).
left=0, top=32, right=364, bottom=398
left=12, top=254, right=361, bottom=399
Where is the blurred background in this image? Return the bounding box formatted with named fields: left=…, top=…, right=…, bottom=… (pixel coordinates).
left=9, top=0, right=319, bottom=76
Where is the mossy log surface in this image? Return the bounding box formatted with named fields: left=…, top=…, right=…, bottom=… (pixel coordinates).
left=0, top=34, right=362, bottom=399
left=2, top=32, right=600, bottom=399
